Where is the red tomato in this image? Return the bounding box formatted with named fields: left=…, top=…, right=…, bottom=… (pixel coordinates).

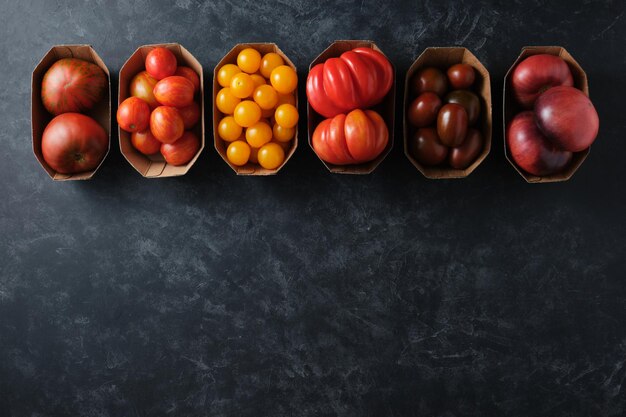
left=130, top=71, right=159, bottom=109
left=306, top=47, right=393, bottom=118
left=178, top=101, right=201, bottom=129
left=153, top=76, right=194, bottom=108
left=175, top=66, right=200, bottom=93
left=150, top=106, right=184, bottom=144
left=131, top=130, right=161, bottom=155
left=312, top=109, right=388, bottom=165
left=41, top=113, right=108, bottom=174
left=160, top=131, right=201, bottom=166
left=145, top=47, right=177, bottom=80
left=117, top=97, right=151, bottom=133
left=41, top=58, right=107, bottom=115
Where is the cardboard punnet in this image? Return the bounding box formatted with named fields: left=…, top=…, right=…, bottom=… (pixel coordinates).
left=213, top=43, right=297, bottom=175
left=119, top=43, right=204, bottom=178
left=404, top=47, right=492, bottom=179
left=31, top=45, right=111, bottom=181
left=307, top=40, right=396, bottom=174
left=503, top=46, right=590, bottom=183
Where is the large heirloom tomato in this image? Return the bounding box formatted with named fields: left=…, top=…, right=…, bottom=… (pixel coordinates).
left=41, top=58, right=107, bottom=115
left=306, top=47, right=393, bottom=118
left=311, top=109, right=388, bottom=165
left=41, top=113, right=108, bottom=174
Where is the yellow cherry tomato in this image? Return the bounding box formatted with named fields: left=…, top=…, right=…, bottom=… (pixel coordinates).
left=257, top=142, right=285, bottom=170
left=233, top=100, right=262, bottom=128
left=276, top=93, right=296, bottom=107
left=217, top=64, right=241, bottom=88
left=216, top=88, right=240, bottom=114
left=226, top=140, right=251, bottom=166
left=270, top=65, right=298, bottom=94
left=237, top=48, right=262, bottom=74
left=274, top=103, right=299, bottom=128
left=249, top=146, right=260, bottom=164
left=273, top=123, right=295, bottom=142
left=260, top=52, right=285, bottom=79
left=218, top=116, right=243, bottom=142
left=250, top=74, right=266, bottom=89
left=245, top=121, right=273, bottom=148
left=230, top=73, right=255, bottom=99
left=252, top=85, right=279, bottom=110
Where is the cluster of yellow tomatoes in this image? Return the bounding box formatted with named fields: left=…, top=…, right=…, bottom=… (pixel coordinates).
left=216, top=48, right=298, bottom=170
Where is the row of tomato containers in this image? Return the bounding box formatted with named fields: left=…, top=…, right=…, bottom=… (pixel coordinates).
left=32, top=41, right=599, bottom=183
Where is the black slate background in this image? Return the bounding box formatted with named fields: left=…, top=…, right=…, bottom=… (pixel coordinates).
left=1, top=0, right=626, bottom=416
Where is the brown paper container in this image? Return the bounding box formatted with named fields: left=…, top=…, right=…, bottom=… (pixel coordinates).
left=503, top=46, right=589, bottom=183
left=404, top=47, right=492, bottom=179
left=307, top=40, right=396, bottom=174
left=119, top=43, right=204, bottom=178
left=213, top=43, right=297, bottom=175
left=31, top=45, right=111, bottom=181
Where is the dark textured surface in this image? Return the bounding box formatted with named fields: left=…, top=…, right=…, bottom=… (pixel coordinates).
left=1, top=0, right=626, bottom=416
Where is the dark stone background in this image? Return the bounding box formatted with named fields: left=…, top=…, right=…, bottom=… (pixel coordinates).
left=1, top=0, right=625, bottom=416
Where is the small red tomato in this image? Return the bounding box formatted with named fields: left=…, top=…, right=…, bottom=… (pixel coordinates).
left=150, top=106, right=184, bottom=144
left=407, top=92, right=442, bottom=127
left=449, top=128, right=483, bottom=169
left=160, top=131, right=201, bottom=166
left=130, top=71, right=159, bottom=109
left=437, top=103, right=468, bottom=147
left=153, top=76, right=195, bottom=108
left=175, top=66, right=200, bottom=93
left=145, top=47, right=177, bottom=80
left=178, top=101, right=201, bottom=129
left=410, top=127, right=448, bottom=166
left=117, top=97, right=150, bottom=133
left=412, top=67, right=448, bottom=97
left=447, top=64, right=476, bottom=90
left=131, top=130, right=161, bottom=155
left=445, top=90, right=481, bottom=126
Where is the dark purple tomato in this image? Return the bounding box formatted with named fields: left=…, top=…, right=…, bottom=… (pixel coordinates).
left=445, top=90, right=481, bottom=126
left=411, top=67, right=448, bottom=97
left=407, top=92, right=442, bottom=127
left=410, top=127, right=448, bottom=166
left=449, top=128, right=483, bottom=169
left=437, top=103, right=468, bottom=147
left=447, top=64, right=475, bottom=89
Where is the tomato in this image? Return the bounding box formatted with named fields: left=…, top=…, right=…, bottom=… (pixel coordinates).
left=270, top=65, right=298, bottom=94
left=447, top=64, right=476, bottom=90
left=145, top=47, right=177, bottom=80
left=245, top=121, right=272, bottom=148
left=174, top=66, right=200, bottom=93
left=216, top=88, right=240, bottom=115
left=407, top=92, right=442, bottom=127
left=306, top=47, right=393, bottom=118
left=445, top=90, right=481, bottom=126
left=218, top=116, right=242, bottom=142
left=257, top=142, right=285, bottom=169
left=250, top=74, right=266, bottom=89
left=153, top=76, right=195, bottom=108
left=178, top=101, right=200, bottom=129
left=41, top=58, right=107, bottom=115
left=131, top=130, right=161, bottom=155
left=217, top=64, right=242, bottom=88
left=130, top=71, right=159, bottom=109
left=437, top=103, right=468, bottom=147
left=312, top=109, right=388, bottom=165
left=253, top=85, right=278, bottom=110
left=160, top=131, right=200, bottom=166
left=150, top=106, right=184, bottom=143
left=237, top=48, right=262, bottom=74
left=41, top=113, right=108, bottom=174
left=449, top=128, right=483, bottom=169
left=260, top=52, right=285, bottom=78
left=117, top=97, right=151, bottom=133
left=274, top=104, right=299, bottom=128
left=230, top=73, right=255, bottom=99
left=276, top=93, right=296, bottom=107
left=272, top=124, right=294, bottom=142
left=411, top=67, right=448, bottom=97
left=226, top=140, right=251, bottom=166
left=233, top=100, right=262, bottom=127
left=410, top=127, right=448, bottom=166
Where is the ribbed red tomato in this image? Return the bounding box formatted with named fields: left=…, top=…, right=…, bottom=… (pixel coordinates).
left=130, top=71, right=159, bottom=109
left=306, top=47, right=394, bottom=118
left=150, top=106, right=184, bottom=144
left=41, top=58, right=107, bottom=115
left=312, top=109, right=388, bottom=165
left=160, top=131, right=201, bottom=166
left=153, top=76, right=194, bottom=108
left=131, top=130, right=161, bottom=155
left=145, top=47, right=177, bottom=80
left=175, top=66, right=200, bottom=93
left=41, top=113, right=108, bottom=174
left=117, top=97, right=150, bottom=133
